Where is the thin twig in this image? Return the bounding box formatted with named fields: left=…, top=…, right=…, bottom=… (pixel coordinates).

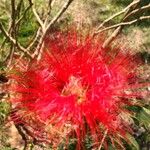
left=98, top=129, right=108, bottom=150
left=43, top=0, right=54, bottom=27
left=34, top=0, right=74, bottom=60
left=96, top=0, right=141, bottom=30
left=0, top=23, right=33, bottom=59
left=27, top=28, right=42, bottom=50
left=95, top=15, right=150, bottom=34
left=51, top=0, right=56, bottom=7
left=45, top=0, right=73, bottom=32
left=16, top=1, right=33, bottom=26
left=101, top=0, right=142, bottom=48
left=124, top=3, right=150, bottom=20
left=32, top=0, right=45, bottom=31
left=16, top=0, right=24, bottom=17
left=0, top=22, right=13, bottom=51
left=6, top=0, right=16, bottom=66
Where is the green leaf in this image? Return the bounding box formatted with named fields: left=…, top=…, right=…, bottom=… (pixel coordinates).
left=126, top=133, right=140, bottom=150
left=143, top=107, right=150, bottom=115
left=136, top=107, right=150, bottom=128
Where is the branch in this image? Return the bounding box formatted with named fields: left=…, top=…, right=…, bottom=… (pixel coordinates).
left=7, top=0, right=17, bottom=67
left=0, top=23, right=33, bottom=59
left=45, top=0, right=73, bottom=32
left=33, top=0, right=74, bottom=60
left=101, top=0, right=142, bottom=48
left=0, top=22, right=14, bottom=53
left=47, top=0, right=53, bottom=15
left=27, top=28, right=42, bottom=50
left=43, top=0, right=55, bottom=27
left=102, top=27, right=122, bottom=48
left=16, top=1, right=33, bottom=26
left=10, top=0, right=16, bottom=37
left=16, top=0, right=24, bottom=18
left=32, top=1, right=45, bottom=31
left=124, top=3, right=150, bottom=20
left=96, top=0, right=141, bottom=30
left=51, top=0, right=56, bottom=7
left=95, top=15, right=150, bottom=34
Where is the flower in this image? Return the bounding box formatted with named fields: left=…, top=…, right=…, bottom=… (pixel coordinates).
left=10, top=31, right=144, bottom=149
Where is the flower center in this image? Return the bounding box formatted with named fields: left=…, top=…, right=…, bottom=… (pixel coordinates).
left=61, top=76, right=87, bottom=104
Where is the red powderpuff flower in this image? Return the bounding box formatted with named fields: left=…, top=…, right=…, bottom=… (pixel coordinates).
left=9, top=32, right=146, bottom=149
